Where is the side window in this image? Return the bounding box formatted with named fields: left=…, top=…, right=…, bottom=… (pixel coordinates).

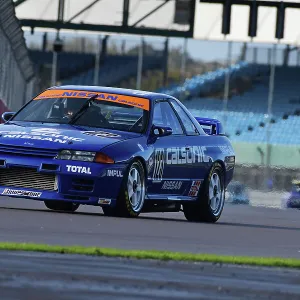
left=153, top=101, right=184, bottom=135
left=170, top=100, right=199, bottom=135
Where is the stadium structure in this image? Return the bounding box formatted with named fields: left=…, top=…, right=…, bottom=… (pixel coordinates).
left=1, top=0, right=300, bottom=191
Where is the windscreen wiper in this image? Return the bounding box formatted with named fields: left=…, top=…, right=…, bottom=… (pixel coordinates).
left=68, top=94, right=98, bottom=124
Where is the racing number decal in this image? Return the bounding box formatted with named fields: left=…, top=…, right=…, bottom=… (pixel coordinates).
left=153, top=148, right=165, bottom=181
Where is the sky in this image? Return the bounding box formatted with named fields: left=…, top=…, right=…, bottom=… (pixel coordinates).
left=15, top=0, right=296, bottom=62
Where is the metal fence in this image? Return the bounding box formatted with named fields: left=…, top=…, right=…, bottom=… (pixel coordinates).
left=245, top=45, right=300, bottom=66
left=0, top=0, right=38, bottom=111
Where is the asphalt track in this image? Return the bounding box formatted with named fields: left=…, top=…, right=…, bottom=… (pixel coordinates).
left=0, top=195, right=299, bottom=258
left=1, top=251, right=300, bottom=300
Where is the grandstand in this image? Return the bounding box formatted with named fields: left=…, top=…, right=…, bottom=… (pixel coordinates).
left=29, top=48, right=164, bottom=87
left=159, top=62, right=300, bottom=146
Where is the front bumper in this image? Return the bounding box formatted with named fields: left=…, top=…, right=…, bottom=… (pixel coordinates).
left=0, top=154, right=127, bottom=206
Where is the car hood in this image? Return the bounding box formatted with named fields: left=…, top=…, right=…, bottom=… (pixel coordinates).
left=0, top=122, right=140, bottom=151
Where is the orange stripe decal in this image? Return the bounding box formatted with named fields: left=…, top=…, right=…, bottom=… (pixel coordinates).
left=34, top=89, right=150, bottom=111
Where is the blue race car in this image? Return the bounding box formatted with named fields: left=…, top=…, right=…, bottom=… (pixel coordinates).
left=0, top=86, right=235, bottom=223
left=282, top=180, right=300, bottom=209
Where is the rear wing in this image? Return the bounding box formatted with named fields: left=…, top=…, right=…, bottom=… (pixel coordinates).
left=194, top=117, right=225, bottom=135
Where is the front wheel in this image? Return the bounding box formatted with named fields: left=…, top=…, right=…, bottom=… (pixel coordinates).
left=44, top=201, right=80, bottom=212
left=183, top=163, right=225, bottom=223
left=102, top=160, right=146, bottom=218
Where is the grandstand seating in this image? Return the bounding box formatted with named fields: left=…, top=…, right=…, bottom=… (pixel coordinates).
left=29, top=49, right=164, bottom=89
left=29, top=50, right=95, bottom=79
left=162, top=63, right=300, bottom=145
left=62, top=55, right=163, bottom=87
left=158, top=61, right=269, bottom=99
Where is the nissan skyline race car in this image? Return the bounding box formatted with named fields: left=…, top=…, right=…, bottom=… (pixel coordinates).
left=281, top=180, right=300, bottom=209
left=0, top=85, right=235, bottom=223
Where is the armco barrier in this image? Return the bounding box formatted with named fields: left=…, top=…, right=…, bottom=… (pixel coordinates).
left=0, top=0, right=38, bottom=111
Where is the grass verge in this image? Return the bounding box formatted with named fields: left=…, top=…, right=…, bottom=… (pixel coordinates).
left=0, top=242, right=299, bottom=269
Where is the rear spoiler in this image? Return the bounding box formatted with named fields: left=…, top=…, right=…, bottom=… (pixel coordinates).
left=194, top=117, right=225, bottom=135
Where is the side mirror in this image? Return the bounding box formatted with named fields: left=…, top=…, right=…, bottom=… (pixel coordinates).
left=151, top=125, right=173, bottom=137
left=2, top=112, right=15, bottom=123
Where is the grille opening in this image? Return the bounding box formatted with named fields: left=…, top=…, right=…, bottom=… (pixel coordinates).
left=0, top=144, right=58, bottom=158
left=72, top=179, right=94, bottom=185
left=71, top=185, right=94, bottom=192
left=0, top=167, right=56, bottom=191
left=41, top=163, right=59, bottom=171
left=71, top=178, right=94, bottom=192
left=0, top=160, right=5, bottom=166
left=64, top=195, right=89, bottom=201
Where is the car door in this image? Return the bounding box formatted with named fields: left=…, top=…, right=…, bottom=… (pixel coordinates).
left=169, top=99, right=214, bottom=197
left=147, top=100, right=190, bottom=197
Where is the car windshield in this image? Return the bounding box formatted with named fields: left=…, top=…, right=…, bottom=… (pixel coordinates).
left=12, top=90, right=150, bottom=133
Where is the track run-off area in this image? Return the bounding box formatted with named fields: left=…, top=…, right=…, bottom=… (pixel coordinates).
left=1, top=191, right=300, bottom=299
left=0, top=191, right=299, bottom=259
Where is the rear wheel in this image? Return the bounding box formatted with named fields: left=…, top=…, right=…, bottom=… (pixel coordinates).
left=102, top=160, right=146, bottom=218
left=44, top=201, right=80, bottom=212
left=183, top=163, right=225, bottom=223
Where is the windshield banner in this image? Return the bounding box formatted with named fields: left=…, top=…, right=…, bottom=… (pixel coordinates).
left=34, top=89, right=150, bottom=111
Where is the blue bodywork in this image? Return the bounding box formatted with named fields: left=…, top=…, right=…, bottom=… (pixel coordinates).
left=0, top=85, right=235, bottom=210
left=282, top=180, right=300, bottom=209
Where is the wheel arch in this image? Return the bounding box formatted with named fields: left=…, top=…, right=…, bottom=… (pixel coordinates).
left=213, top=159, right=226, bottom=186
left=129, top=156, right=148, bottom=178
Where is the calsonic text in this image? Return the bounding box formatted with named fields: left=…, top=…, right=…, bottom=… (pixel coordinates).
left=66, top=165, right=91, bottom=174
left=166, top=146, right=210, bottom=165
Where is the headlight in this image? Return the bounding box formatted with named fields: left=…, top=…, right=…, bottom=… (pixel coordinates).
left=56, top=150, right=96, bottom=162
left=56, top=150, right=115, bottom=163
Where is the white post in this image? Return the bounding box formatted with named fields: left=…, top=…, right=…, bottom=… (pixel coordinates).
left=179, top=38, right=188, bottom=101
left=136, top=37, right=144, bottom=90
left=223, top=40, right=232, bottom=129
left=265, top=42, right=277, bottom=188
left=51, top=51, right=58, bottom=86
left=93, top=36, right=102, bottom=86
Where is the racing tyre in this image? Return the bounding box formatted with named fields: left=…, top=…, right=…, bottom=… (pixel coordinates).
left=44, top=201, right=80, bottom=212
left=102, top=160, right=146, bottom=218
left=183, top=162, right=225, bottom=223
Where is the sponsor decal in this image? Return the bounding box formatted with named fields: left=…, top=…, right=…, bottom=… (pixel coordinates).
left=166, top=146, right=212, bottom=165
left=83, top=131, right=120, bottom=138
left=0, top=128, right=84, bottom=144
left=34, top=89, right=150, bottom=111
left=152, top=146, right=212, bottom=181
left=2, top=188, right=42, bottom=198
left=98, top=198, right=111, bottom=205
left=66, top=165, right=91, bottom=174
left=162, top=181, right=182, bottom=190
left=151, top=144, right=232, bottom=181
left=107, top=169, right=123, bottom=177
left=188, top=180, right=201, bottom=197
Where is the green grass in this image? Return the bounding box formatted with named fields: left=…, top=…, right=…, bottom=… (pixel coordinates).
left=0, top=242, right=299, bottom=269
